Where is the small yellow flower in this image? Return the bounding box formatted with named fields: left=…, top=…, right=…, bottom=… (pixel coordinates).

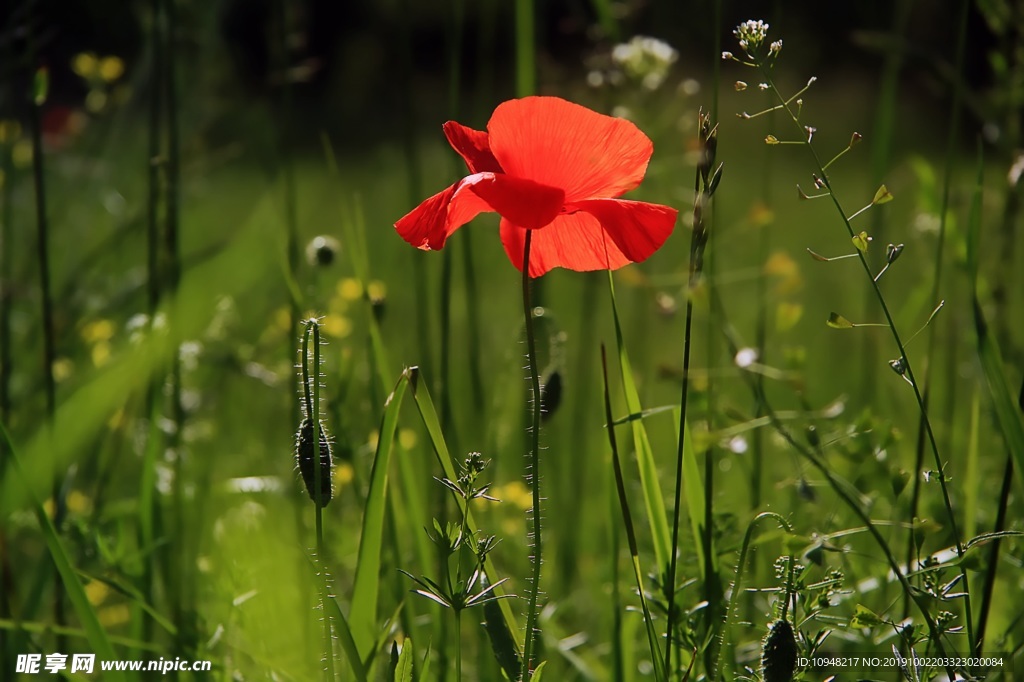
left=98, top=56, right=125, bottom=83
left=338, top=278, right=362, bottom=301
left=51, top=358, right=74, bottom=383
left=85, top=580, right=109, bottom=606
left=82, top=319, right=115, bottom=343
left=66, top=490, right=92, bottom=515
left=488, top=480, right=532, bottom=511
left=334, top=462, right=354, bottom=489
left=398, top=429, right=417, bottom=450
left=71, top=52, right=98, bottom=79
left=12, top=139, right=33, bottom=168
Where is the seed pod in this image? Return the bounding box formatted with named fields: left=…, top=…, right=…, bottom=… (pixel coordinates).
left=539, top=370, right=562, bottom=422
left=295, top=418, right=333, bottom=507
left=305, top=235, right=341, bottom=267
left=761, top=619, right=798, bottom=682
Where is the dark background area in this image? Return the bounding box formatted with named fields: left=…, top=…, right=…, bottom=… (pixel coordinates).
left=0, top=0, right=1009, bottom=149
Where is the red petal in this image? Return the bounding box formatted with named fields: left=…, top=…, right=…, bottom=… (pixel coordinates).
left=499, top=199, right=677, bottom=276
left=395, top=173, right=565, bottom=251
left=443, top=121, right=503, bottom=173
left=469, top=174, right=564, bottom=230
left=394, top=178, right=491, bottom=251
left=569, top=198, right=678, bottom=262
left=487, top=96, right=654, bottom=203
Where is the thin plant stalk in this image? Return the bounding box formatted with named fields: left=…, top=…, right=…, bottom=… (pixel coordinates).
left=755, top=64, right=973, bottom=650
left=27, top=45, right=61, bottom=646
left=904, top=0, right=970, bottom=632
left=161, top=0, right=188, bottom=653
left=520, top=231, right=543, bottom=679
left=302, top=321, right=336, bottom=682
left=601, top=345, right=666, bottom=682
left=664, top=111, right=718, bottom=674
left=140, top=0, right=165, bottom=651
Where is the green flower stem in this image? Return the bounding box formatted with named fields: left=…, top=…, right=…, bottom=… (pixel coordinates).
left=303, top=322, right=336, bottom=682
left=761, top=70, right=973, bottom=651
left=520, top=230, right=543, bottom=680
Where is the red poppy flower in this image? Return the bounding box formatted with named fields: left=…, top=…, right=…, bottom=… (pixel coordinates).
left=394, top=96, right=678, bottom=277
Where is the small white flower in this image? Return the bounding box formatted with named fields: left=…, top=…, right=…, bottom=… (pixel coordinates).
left=721, top=51, right=733, bottom=60
left=758, top=82, right=769, bottom=90
left=770, top=40, right=783, bottom=54
left=611, top=35, right=678, bottom=90
left=733, top=20, right=769, bottom=51
left=735, top=347, right=758, bottom=368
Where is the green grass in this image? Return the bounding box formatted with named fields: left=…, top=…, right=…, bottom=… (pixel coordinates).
left=2, top=6, right=1024, bottom=681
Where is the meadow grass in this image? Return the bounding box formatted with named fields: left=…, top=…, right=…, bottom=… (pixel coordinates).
left=2, top=5, right=1024, bottom=682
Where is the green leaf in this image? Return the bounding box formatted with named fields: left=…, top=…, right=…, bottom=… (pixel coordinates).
left=601, top=346, right=665, bottom=682
left=325, top=589, right=369, bottom=679
left=33, top=67, right=49, bottom=106
left=826, top=312, right=854, bottom=329
left=530, top=661, right=548, bottom=680
left=393, top=638, right=415, bottom=682
left=872, top=184, right=894, bottom=204
left=350, top=371, right=411, bottom=655
left=851, top=604, right=884, bottom=628
left=607, top=273, right=671, bottom=571
left=851, top=231, right=871, bottom=253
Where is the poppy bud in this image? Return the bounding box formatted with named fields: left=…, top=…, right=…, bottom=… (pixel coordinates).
left=761, top=619, right=798, bottom=682
left=295, top=418, right=333, bottom=507
left=539, top=370, right=563, bottom=421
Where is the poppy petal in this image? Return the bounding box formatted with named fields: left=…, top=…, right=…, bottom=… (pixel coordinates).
left=499, top=199, right=677, bottom=276
left=486, top=96, right=654, bottom=203
left=569, top=198, right=678, bottom=262
left=395, top=173, right=565, bottom=251
left=468, top=174, right=564, bottom=230
left=394, top=178, right=492, bottom=251
left=443, top=121, right=503, bottom=174
left=499, top=214, right=630, bottom=277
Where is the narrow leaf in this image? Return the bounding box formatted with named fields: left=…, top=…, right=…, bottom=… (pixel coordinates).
left=826, top=313, right=854, bottom=329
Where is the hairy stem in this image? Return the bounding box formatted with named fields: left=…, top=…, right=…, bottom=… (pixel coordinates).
left=520, top=231, right=543, bottom=679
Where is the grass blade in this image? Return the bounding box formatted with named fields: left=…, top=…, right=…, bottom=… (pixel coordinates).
left=324, top=596, right=369, bottom=682
left=601, top=345, right=666, bottom=682
left=966, top=147, right=1024, bottom=485
left=0, top=424, right=123, bottom=681
left=350, top=371, right=411, bottom=655
left=607, top=273, right=671, bottom=573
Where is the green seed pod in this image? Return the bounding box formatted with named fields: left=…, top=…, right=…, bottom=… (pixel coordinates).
left=295, top=418, right=333, bottom=507
left=761, top=619, right=798, bottom=682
